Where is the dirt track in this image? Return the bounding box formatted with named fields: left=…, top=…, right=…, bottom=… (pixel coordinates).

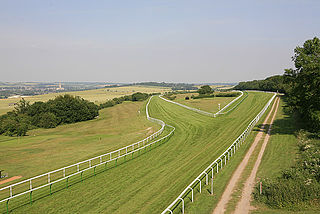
left=0, top=176, right=22, bottom=185
left=212, top=97, right=279, bottom=214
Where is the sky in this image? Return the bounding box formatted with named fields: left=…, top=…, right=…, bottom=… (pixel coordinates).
left=0, top=0, right=319, bottom=83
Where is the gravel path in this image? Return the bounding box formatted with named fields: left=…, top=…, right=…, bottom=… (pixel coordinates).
left=212, top=97, right=279, bottom=214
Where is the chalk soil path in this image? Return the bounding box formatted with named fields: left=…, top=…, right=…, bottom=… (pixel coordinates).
left=212, top=97, right=279, bottom=214
left=0, top=176, right=22, bottom=185
left=234, top=97, right=280, bottom=214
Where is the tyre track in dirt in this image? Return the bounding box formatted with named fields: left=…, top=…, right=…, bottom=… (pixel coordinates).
left=212, top=96, right=279, bottom=214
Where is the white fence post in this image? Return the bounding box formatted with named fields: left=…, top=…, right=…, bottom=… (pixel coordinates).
left=160, top=93, right=277, bottom=214
left=187, top=187, right=194, bottom=202
left=179, top=197, right=184, bottom=214
left=0, top=95, right=177, bottom=206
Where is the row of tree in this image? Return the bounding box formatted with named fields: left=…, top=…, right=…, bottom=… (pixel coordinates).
left=0, top=95, right=99, bottom=136
left=253, top=37, right=320, bottom=209
left=99, top=92, right=154, bottom=109
left=234, top=75, right=286, bottom=93
left=284, top=37, right=320, bottom=131
left=104, top=82, right=198, bottom=91
left=235, top=37, right=320, bottom=131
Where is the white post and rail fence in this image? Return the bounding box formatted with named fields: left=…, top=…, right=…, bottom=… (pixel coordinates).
left=0, top=96, right=175, bottom=213
left=159, top=91, right=247, bottom=117
left=161, top=93, right=276, bottom=214
left=0, top=92, right=274, bottom=214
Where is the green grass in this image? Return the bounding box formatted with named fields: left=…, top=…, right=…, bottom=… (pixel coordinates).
left=183, top=94, right=275, bottom=214
left=256, top=98, right=298, bottom=179
left=0, top=91, right=274, bottom=214
left=221, top=97, right=279, bottom=214
left=251, top=98, right=320, bottom=214
left=0, top=101, right=159, bottom=188
left=173, top=93, right=235, bottom=113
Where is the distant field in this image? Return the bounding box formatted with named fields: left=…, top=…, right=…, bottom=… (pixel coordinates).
left=173, top=93, right=236, bottom=113
left=0, top=92, right=274, bottom=213
left=0, top=85, right=170, bottom=115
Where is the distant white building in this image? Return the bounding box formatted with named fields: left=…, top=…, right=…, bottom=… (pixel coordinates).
left=56, top=83, right=64, bottom=90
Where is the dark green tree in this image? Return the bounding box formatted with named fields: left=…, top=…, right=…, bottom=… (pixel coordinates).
left=284, top=37, right=320, bottom=130
left=197, top=85, right=213, bottom=94
left=14, top=98, right=30, bottom=114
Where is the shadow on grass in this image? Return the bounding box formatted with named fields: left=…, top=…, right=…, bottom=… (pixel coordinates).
left=253, top=101, right=302, bottom=136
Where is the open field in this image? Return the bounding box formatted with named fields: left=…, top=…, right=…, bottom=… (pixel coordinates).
left=0, top=91, right=274, bottom=213
left=173, top=93, right=235, bottom=113
left=0, top=85, right=170, bottom=115
left=0, top=100, right=160, bottom=188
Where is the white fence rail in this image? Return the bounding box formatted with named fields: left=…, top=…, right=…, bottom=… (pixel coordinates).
left=0, top=96, right=175, bottom=210
left=214, top=91, right=244, bottom=115
left=159, top=95, right=215, bottom=117
left=161, top=93, right=276, bottom=214
left=159, top=91, right=245, bottom=117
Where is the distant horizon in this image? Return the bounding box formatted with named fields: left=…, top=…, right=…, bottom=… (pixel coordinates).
left=1, top=1, right=319, bottom=82
left=0, top=80, right=241, bottom=85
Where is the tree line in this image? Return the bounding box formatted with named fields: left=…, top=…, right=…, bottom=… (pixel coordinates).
left=234, top=75, right=286, bottom=93
left=235, top=37, right=320, bottom=132
left=0, top=95, right=99, bottom=136
left=0, top=92, right=156, bottom=137
left=104, top=82, right=198, bottom=91
left=253, top=37, right=320, bottom=209
left=99, top=92, right=155, bottom=109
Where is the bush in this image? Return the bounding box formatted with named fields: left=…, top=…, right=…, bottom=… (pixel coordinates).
left=99, top=92, right=151, bottom=110
left=197, top=85, right=213, bottom=95
left=0, top=95, right=99, bottom=137
left=132, top=92, right=149, bottom=101
left=47, top=95, right=99, bottom=124
left=33, top=112, right=60, bottom=128
left=192, top=94, right=215, bottom=99
left=215, top=92, right=240, bottom=97
left=254, top=130, right=320, bottom=209
left=0, top=113, right=30, bottom=136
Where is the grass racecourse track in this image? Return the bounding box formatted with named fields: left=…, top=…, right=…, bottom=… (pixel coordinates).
left=173, top=93, right=235, bottom=113
left=0, top=91, right=273, bottom=213
left=0, top=85, right=170, bottom=115
left=0, top=101, right=160, bottom=187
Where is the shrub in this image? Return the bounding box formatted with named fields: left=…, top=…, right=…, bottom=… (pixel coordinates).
left=197, top=85, right=213, bottom=95
left=192, top=94, right=215, bottom=99
left=254, top=130, right=320, bottom=209
left=99, top=92, right=151, bottom=110
left=215, top=92, right=240, bottom=97
left=34, top=112, right=60, bottom=128
left=0, top=95, right=99, bottom=136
